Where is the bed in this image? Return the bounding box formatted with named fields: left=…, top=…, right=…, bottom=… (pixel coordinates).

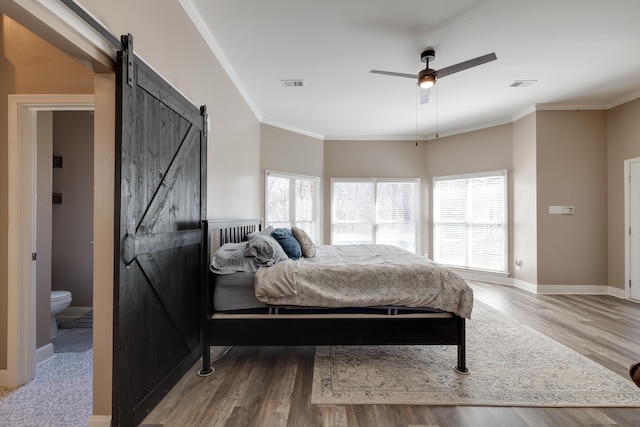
left=199, top=219, right=473, bottom=376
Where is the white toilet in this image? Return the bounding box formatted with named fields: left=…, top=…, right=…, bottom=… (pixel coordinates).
left=50, top=290, right=72, bottom=339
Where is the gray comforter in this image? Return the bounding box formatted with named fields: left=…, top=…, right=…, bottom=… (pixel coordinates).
left=254, top=244, right=473, bottom=318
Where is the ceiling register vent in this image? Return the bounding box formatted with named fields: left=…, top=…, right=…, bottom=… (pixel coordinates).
left=510, top=80, right=536, bottom=87
left=281, top=79, right=304, bottom=87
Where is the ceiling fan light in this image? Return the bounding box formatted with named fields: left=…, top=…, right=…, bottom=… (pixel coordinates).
left=418, top=70, right=436, bottom=88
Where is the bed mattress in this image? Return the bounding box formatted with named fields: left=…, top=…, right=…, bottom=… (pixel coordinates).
left=213, top=272, right=267, bottom=311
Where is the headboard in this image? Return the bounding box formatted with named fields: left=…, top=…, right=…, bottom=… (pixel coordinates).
left=202, top=218, right=262, bottom=265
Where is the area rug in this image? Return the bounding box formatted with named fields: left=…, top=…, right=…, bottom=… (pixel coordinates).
left=52, top=328, right=93, bottom=353
left=0, top=350, right=92, bottom=426
left=312, top=300, right=640, bottom=406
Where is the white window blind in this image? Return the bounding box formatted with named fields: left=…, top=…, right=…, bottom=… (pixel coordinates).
left=266, top=171, right=319, bottom=242
left=433, top=170, right=507, bottom=273
left=331, top=179, right=419, bottom=253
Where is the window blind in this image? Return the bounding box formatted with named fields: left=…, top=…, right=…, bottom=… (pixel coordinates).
left=433, top=171, right=507, bottom=273
left=331, top=179, right=420, bottom=253
left=266, top=171, right=319, bottom=242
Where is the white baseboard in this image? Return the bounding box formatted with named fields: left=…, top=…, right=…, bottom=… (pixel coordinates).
left=87, top=415, right=111, bottom=426
left=36, top=343, right=54, bottom=365
left=457, top=270, right=513, bottom=286
left=536, top=284, right=610, bottom=295
left=470, top=276, right=631, bottom=301
left=60, top=306, right=92, bottom=319
left=608, top=286, right=628, bottom=299
left=56, top=306, right=93, bottom=324
left=513, top=279, right=537, bottom=294
left=0, top=369, right=7, bottom=387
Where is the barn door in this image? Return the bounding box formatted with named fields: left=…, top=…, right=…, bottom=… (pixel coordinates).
left=113, top=34, right=207, bottom=426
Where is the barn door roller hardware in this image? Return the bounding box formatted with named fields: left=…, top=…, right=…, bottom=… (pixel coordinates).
left=122, top=34, right=135, bottom=87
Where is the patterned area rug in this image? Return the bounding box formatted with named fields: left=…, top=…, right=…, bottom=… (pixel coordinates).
left=312, top=300, right=640, bottom=406
left=0, top=350, right=92, bottom=426
left=52, top=328, right=93, bottom=353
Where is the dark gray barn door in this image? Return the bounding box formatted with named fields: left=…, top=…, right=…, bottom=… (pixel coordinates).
left=113, top=34, right=207, bottom=426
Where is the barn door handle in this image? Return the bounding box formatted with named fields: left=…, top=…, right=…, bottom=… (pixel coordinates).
left=122, top=232, right=137, bottom=267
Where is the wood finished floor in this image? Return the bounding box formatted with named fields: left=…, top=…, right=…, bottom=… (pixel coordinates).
left=141, top=282, right=640, bottom=426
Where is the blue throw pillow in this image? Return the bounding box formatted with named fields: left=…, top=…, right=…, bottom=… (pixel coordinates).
left=271, top=228, right=302, bottom=260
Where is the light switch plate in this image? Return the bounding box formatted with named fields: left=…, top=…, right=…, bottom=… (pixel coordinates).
left=563, top=206, right=575, bottom=215
left=549, top=206, right=563, bottom=214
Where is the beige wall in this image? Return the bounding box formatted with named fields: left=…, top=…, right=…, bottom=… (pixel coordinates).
left=512, top=112, right=538, bottom=284
left=0, top=13, right=94, bottom=369
left=92, top=72, right=115, bottom=418
left=52, top=111, right=94, bottom=307
left=261, top=124, right=324, bottom=177
left=536, top=110, right=608, bottom=286
left=607, top=98, right=640, bottom=290
left=323, top=140, right=429, bottom=249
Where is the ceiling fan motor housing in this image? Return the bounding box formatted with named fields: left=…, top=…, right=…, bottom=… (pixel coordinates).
left=420, top=49, right=436, bottom=63
left=419, top=49, right=437, bottom=87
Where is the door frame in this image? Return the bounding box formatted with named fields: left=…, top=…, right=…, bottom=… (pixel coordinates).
left=5, top=94, right=94, bottom=388
left=625, top=156, right=640, bottom=300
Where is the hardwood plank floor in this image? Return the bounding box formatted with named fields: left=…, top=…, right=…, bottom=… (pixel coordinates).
left=141, top=282, right=640, bottom=426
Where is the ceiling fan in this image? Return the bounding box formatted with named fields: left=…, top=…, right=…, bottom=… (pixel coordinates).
left=370, top=49, right=497, bottom=103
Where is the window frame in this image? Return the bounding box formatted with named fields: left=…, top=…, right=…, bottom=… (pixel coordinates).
left=432, top=169, right=508, bottom=274
left=330, top=177, right=421, bottom=254
left=264, top=170, right=320, bottom=242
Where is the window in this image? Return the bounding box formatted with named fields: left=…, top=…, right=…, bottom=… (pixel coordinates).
left=433, top=170, right=507, bottom=273
left=265, top=171, right=319, bottom=242
left=331, top=179, right=420, bottom=253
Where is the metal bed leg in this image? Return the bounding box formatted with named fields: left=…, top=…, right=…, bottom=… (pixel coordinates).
left=197, top=344, right=214, bottom=377
left=454, top=317, right=469, bottom=374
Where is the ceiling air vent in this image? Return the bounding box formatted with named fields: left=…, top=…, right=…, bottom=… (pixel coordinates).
left=510, top=80, right=536, bottom=88
left=281, top=79, right=304, bottom=87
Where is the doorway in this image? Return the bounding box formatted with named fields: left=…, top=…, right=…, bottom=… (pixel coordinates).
left=628, top=158, right=640, bottom=301
left=6, top=94, right=94, bottom=387
left=624, top=157, right=640, bottom=301
left=42, top=110, right=95, bottom=357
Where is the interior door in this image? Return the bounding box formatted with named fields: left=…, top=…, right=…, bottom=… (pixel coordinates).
left=631, top=160, right=640, bottom=301
left=113, top=34, right=207, bottom=426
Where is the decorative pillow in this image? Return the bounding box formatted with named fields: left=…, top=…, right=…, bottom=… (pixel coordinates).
left=244, top=232, right=288, bottom=266
left=291, top=226, right=316, bottom=257
left=271, top=228, right=302, bottom=260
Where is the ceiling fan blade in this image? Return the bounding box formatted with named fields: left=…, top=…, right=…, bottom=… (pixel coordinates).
left=436, top=52, right=497, bottom=78
left=420, top=87, right=431, bottom=104
left=370, top=70, right=419, bottom=79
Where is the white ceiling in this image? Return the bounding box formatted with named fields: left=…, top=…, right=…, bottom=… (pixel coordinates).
left=184, top=0, right=640, bottom=140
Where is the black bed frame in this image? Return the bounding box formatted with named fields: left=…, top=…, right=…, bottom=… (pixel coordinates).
left=199, top=219, right=468, bottom=376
